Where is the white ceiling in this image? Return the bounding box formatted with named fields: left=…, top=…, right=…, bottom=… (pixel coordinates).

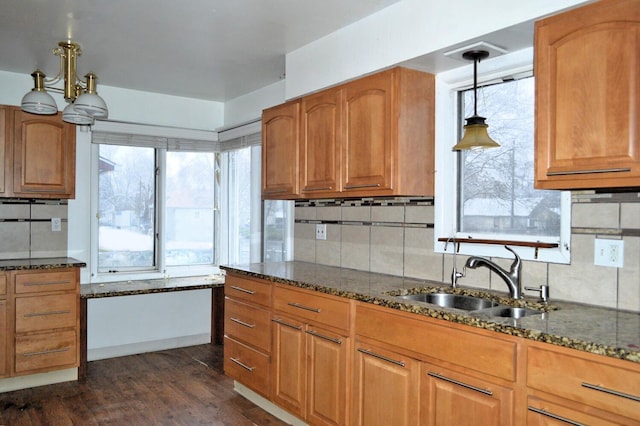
left=0, top=0, right=403, bottom=102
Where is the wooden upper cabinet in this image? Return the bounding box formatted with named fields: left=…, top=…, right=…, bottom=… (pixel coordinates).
left=12, top=109, right=76, bottom=198
left=262, top=66, right=435, bottom=199
left=300, top=88, right=342, bottom=198
left=0, top=107, right=7, bottom=195
left=262, top=100, right=300, bottom=199
left=534, top=0, right=640, bottom=189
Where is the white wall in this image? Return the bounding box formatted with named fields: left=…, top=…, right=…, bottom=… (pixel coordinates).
left=222, top=79, right=286, bottom=127
left=284, top=0, right=591, bottom=99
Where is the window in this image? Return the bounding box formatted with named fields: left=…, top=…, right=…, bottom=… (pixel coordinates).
left=435, top=51, right=570, bottom=263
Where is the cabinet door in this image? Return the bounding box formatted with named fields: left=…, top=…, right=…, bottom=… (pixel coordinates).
left=343, top=70, right=393, bottom=194
left=534, top=0, right=640, bottom=189
left=526, top=396, right=630, bottom=426
left=306, top=325, right=348, bottom=426
left=262, top=101, right=300, bottom=199
left=420, top=362, right=514, bottom=426
left=300, top=89, right=342, bottom=197
left=0, top=106, right=7, bottom=195
left=352, top=341, right=420, bottom=426
left=0, top=298, right=7, bottom=378
left=13, top=110, right=76, bottom=198
left=271, top=315, right=306, bottom=418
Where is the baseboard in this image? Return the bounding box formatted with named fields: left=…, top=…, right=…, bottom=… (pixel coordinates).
left=233, top=381, right=307, bottom=426
left=0, top=368, right=77, bottom=393
left=88, top=333, right=211, bottom=361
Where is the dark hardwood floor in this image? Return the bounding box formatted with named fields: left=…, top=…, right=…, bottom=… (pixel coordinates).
left=0, top=344, right=288, bottom=425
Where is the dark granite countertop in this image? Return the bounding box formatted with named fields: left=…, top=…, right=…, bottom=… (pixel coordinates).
left=221, top=261, right=640, bottom=364
left=81, top=274, right=225, bottom=299
left=0, top=257, right=86, bottom=271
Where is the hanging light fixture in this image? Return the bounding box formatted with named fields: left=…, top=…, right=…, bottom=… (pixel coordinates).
left=21, top=41, right=108, bottom=125
left=452, top=50, right=499, bottom=151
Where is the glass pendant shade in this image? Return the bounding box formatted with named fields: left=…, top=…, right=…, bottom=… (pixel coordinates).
left=74, top=73, right=108, bottom=118
left=62, top=103, right=94, bottom=125
left=453, top=115, right=499, bottom=150
left=21, top=70, right=57, bottom=114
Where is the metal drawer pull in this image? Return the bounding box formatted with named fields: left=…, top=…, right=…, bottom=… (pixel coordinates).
left=229, top=357, right=254, bottom=372
left=306, top=329, right=342, bottom=345
left=527, top=406, right=584, bottom=426
left=302, top=186, right=333, bottom=192
left=23, top=280, right=70, bottom=287
left=229, top=285, right=255, bottom=295
left=428, top=372, right=493, bottom=396
left=272, top=318, right=302, bottom=330
left=24, top=347, right=70, bottom=357
left=344, top=183, right=382, bottom=189
left=230, top=317, right=255, bottom=328
left=287, top=302, right=320, bottom=313
left=24, top=310, right=71, bottom=318
left=547, top=167, right=630, bottom=176
left=581, top=382, right=640, bottom=402
left=357, top=348, right=405, bottom=367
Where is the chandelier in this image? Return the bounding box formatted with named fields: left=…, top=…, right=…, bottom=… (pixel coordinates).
left=21, top=40, right=108, bottom=125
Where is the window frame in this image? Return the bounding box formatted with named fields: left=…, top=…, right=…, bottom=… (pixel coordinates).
left=434, top=48, right=571, bottom=264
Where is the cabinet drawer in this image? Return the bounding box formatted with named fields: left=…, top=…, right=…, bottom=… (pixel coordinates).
left=0, top=274, right=6, bottom=295
left=14, top=329, right=77, bottom=373
left=356, top=304, right=517, bottom=382
left=273, top=285, right=350, bottom=332
left=224, top=298, right=271, bottom=353
left=224, top=336, right=270, bottom=398
left=15, top=293, right=77, bottom=333
left=225, top=274, right=272, bottom=307
left=527, top=345, right=640, bottom=420
left=15, top=269, right=77, bottom=294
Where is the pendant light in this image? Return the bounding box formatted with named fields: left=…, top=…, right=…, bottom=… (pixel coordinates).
left=452, top=50, right=499, bottom=151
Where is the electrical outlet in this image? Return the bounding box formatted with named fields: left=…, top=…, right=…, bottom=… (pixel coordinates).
left=594, top=239, right=624, bottom=268
left=316, top=224, right=327, bottom=240
left=51, top=217, right=62, bottom=232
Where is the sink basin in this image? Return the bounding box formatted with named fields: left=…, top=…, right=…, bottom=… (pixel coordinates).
left=486, top=307, right=543, bottom=319
left=399, top=293, right=498, bottom=311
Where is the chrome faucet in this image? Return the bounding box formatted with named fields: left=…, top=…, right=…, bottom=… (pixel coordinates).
left=464, top=246, right=522, bottom=299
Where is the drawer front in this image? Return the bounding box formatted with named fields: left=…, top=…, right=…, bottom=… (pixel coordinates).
left=0, top=274, right=6, bottom=295
left=356, top=304, right=517, bottom=382
left=224, top=336, right=270, bottom=398
left=224, top=298, right=271, bottom=353
left=14, top=329, right=78, bottom=373
left=15, top=293, right=77, bottom=333
left=225, top=274, right=272, bottom=307
left=15, top=269, right=77, bottom=294
left=273, top=285, right=350, bottom=332
left=527, top=345, right=640, bottom=420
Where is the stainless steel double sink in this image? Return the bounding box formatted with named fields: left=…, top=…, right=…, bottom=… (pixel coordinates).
left=397, top=293, right=544, bottom=318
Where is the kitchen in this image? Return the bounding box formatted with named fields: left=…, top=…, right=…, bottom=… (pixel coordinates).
left=1, top=0, right=639, bottom=424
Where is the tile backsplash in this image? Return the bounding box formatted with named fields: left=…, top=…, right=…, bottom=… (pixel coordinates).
left=0, top=200, right=68, bottom=259
left=294, top=192, right=640, bottom=312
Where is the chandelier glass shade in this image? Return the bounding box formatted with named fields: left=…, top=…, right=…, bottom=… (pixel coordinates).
left=21, top=41, right=108, bottom=125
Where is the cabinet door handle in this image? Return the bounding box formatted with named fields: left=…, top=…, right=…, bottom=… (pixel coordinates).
left=230, top=317, right=255, bottom=328
left=302, top=186, right=333, bottom=192
left=23, top=347, right=70, bottom=357
left=229, top=285, right=255, bottom=295
left=547, top=167, right=630, bottom=176
left=23, top=280, right=71, bottom=287
left=24, top=310, right=71, bottom=318
left=527, top=406, right=584, bottom=426
left=229, top=357, right=254, bottom=372
left=581, top=382, right=640, bottom=402
left=306, top=329, right=342, bottom=345
left=287, top=302, right=320, bottom=313
left=427, top=372, right=493, bottom=396
left=357, top=348, right=405, bottom=367
left=272, top=318, right=302, bottom=330
left=344, top=183, right=382, bottom=189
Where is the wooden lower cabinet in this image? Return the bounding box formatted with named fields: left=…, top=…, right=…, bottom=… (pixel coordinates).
left=526, top=396, right=632, bottom=426
left=420, top=362, right=514, bottom=426
left=0, top=297, right=7, bottom=378
left=272, top=315, right=306, bottom=417
left=352, top=340, right=420, bottom=426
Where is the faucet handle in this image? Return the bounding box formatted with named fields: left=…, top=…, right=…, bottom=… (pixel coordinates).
left=525, top=285, right=549, bottom=303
